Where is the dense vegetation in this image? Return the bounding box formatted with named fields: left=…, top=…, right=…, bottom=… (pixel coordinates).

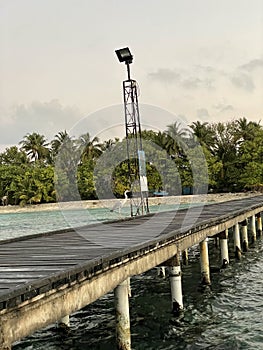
left=1, top=117, right=262, bottom=206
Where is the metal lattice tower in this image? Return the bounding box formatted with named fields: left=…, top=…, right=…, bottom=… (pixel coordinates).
left=123, top=78, right=149, bottom=216
left=115, top=47, right=149, bottom=217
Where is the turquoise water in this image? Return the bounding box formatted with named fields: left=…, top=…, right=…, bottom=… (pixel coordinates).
left=1, top=205, right=263, bottom=349
left=0, top=202, right=199, bottom=240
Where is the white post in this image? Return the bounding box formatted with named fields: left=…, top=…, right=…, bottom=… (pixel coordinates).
left=214, top=236, right=219, bottom=248
left=233, top=223, right=242, bottom=260
left=199, top=238, right=211, bottom=285
left=256, top=213, right=262, bottom=237
left=168, top=254, right=183, bottom=316
left=219, top=229, right=229, bottom=267
left=157, top=266, right=166, bottom=277
left=59, top=315, right=70, bottom=327
left=114, top=279, right=131, bottom=350
left=182, top=249, right=188, bottom=265
left=250, top=215, right=257, bottom=243
left=241, top=220, right=248, bottom=252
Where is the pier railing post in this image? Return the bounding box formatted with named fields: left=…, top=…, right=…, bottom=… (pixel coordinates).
left=250, top=215, right=257, bottom=243
left=256, top=213, right=262, bottom=237
left=199, top=238, right=211, bottom=285
left=219, top=229, right=229, bottom=267
left=241, top=220, right=248, bottom=252
left=167, top=254, right=183, bottom=316
left=114, top=278, right=131, bottom=350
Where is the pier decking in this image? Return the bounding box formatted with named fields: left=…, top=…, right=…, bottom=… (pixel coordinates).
left=0, top=195, right=263, bottom=349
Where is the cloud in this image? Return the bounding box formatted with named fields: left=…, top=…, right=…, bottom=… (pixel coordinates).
left=196, top=108, right=210, bottom=119
left=148, top=68, right=181, bottom=83
left=231, top=73, right=255, bottom=92
left=181, top=77, right=202, bottom=89
left=0, top=100, right=82, bottom=145
left=213, top=103, right=234, bottom=113
left=149, top=59, right=262, bottom=94
left=181, top=77, right=214, bottom=89
left=148, top=67, right=215, bottom=89
left=195, top=65, right=218, bottom=74
left=239, top=58, right=263, bottom=72
left=229, top=58, right=263, bottom=92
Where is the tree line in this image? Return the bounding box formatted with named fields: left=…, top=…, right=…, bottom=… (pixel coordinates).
left=0, top=117, right=262, bottom=206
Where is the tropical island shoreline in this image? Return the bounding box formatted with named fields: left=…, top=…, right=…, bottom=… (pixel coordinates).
left=0, top=191, right=261, bottom=214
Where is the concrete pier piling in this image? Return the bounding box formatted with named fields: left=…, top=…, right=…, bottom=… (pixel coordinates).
left=214, top=236, right=219, bottom=248
left=58, top=315, right=70, bottom=328
left=233, top=223, right=242, bottom=260
left=168, top=254, right=183, bottom=316
left=256, top=212, right=262, bottom=236
left=199, top=238, right=211, bottom=285
left=219, top=230, right=229, bottom=267
left=182, top=249, right=189, bottom=265
left=250, top=215, right=257, bottom=243
left=157, top=266, right=166, bottom=277
left=114, top=279, right=131, bottom=350
left=241, top=220, right=248, bottom=252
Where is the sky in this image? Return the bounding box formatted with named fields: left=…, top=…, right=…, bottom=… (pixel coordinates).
left=0, top=0, right=263, bottom=151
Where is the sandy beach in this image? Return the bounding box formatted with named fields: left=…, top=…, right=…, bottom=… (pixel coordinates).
left=0, top=192, right=261, bottom=214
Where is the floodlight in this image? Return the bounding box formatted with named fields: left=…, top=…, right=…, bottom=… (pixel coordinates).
left=115, top=47, right=133, bottom=64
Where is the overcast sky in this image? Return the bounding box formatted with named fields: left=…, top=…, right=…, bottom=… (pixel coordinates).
left=0, top=0, right=262, bottom=150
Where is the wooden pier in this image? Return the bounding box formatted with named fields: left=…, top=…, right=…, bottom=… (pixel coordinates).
left=0, top=195, right=263, bottom=349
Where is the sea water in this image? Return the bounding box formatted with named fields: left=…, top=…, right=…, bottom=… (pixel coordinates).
left=0, top=202, right=199, bottom=241
left=0, top=205, right=262, bottom=349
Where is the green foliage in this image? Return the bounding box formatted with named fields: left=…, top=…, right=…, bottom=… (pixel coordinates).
left=77, top=159, right=97, bottom=200
left=238, top=162, right=263, bottom=190
left=19, top=132, right=50, bottom=162
left=1, top=117, right=263, bottom=206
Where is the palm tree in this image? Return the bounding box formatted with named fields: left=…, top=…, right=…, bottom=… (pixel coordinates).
left=140, top=130, right=170, bottom=152
left=165, top=121, right=189, bottom=156
left=209, top=122, right=238, bottom=189
left=166, top=121, right=189, bottom=138
left=19, top=132, right=50, bottom=162
left=235, top=117, right=261, bottom=142
left=153, top=131, right=168, bottom=149
left=189, top=121, right=215, bottom=149
left=78, top=132, right=103, bottom=162
left=51, top=130, right=70, bottom=157
left=101, top=137, right=120, bottom=151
